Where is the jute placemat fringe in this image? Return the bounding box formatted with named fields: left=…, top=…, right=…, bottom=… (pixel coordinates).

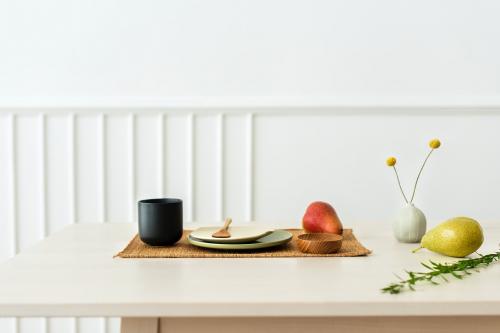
left=114, top=229, right=371, bottom=258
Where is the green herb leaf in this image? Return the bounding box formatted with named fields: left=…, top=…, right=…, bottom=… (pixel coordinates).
left=382, top=251, right=500, bottom=294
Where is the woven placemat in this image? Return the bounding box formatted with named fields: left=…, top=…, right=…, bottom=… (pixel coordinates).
left=114, top=229, right=371, bottom=258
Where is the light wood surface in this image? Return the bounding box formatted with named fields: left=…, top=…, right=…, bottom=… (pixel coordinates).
left=157, top=316, right=500, bottom=333
left=1, top=223, right=500, bottom=317
left=121, top=318, right=158, bottom=333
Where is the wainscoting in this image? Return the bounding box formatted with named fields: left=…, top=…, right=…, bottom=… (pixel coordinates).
left=1, top=106, right=500, bottom=333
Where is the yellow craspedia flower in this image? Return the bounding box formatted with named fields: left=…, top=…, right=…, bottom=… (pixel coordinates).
left=386, top=157, right=397, bottom=167
left=429, top=139, right=441, bottom=149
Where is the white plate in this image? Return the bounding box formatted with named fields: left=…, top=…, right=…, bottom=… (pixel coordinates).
left=188, top=230, right=293, bottom=250
left=189, top=226, right=274, bottom=244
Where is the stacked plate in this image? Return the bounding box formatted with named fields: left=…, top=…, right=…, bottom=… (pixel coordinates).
left=188, top=226, right=292, bottom=250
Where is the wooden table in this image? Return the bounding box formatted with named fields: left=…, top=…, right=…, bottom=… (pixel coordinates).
left=1, top=223, right=500, bottom=332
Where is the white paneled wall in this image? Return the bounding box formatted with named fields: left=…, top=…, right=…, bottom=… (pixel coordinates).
left=2, top=107, right=500, bottom=333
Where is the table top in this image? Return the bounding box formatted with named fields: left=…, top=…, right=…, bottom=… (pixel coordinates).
left=0, top=223, right=500, bottom=317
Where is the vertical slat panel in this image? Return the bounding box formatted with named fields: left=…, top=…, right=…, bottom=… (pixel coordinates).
left=223, top=114, right=248, bottom=223
left=245, top=113, right=254, bottom=222
left=10, top=114, right=18, bottom=255
left=46, top=115, right=74, bottom=233
left=48, top=318, right=77, bottom=333
left=186, top=114, right=194, bottom=222
left=129, top=114, right=136, bottom=222
left=99, top=114, right=107, bottom=223
left=16, top=114, right=44, bottom=333
left=135, top=114, right=162, bottom=201
left=19, top=318, right=45, bottom=333
left=107, top=115, right=133, bottom=223
left=0, top=114, right=16, bottom=333
left=0, top=114, right=18, bottom=257
left=75, top=114, right=100, bottom=223
left=0, top=319, right=16, bottom=333
left=16, top=115, right=42, bottom=249
left=106, top=319, right=120, bottom=333
left=158, top=113, right=166, bottom=196
left=68, top=113, right=77, bottom=224
left=0, top=116, right=11, bottom=258
left=78, top=318, right=104, bottom=333
left=39, top=114, right=47, bottom=238
left=165, top=115, right=189, bottom=212
left=193, top=115, right=218, bottom=223
left=217, top=113, right=225, bottom=221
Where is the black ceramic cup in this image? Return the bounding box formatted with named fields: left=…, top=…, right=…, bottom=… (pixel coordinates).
left=138, top=198, right=183, bottom=246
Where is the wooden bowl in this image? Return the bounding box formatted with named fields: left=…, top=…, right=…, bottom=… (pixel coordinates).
left=296, top=233, right=343, bottom=254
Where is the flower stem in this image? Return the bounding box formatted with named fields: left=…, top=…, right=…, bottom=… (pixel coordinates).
left=392, top=166, right=409, bottom=204
left=410, top=149, right=434, bottom=203
left=412, top=246, right=423, bottom=253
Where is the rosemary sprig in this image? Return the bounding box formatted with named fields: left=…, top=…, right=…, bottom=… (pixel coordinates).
left=382, top=251, right=500, bottom=294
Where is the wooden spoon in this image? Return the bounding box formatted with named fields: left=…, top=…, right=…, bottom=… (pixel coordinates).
left=212, top=218, right=232, bottom=238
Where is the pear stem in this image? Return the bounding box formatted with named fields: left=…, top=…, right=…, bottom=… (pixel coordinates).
left=392, top=166, right=409, bottom=204
left=410, top=149, right=434, bottom=203
left=412, top=246, right=423, bottom=253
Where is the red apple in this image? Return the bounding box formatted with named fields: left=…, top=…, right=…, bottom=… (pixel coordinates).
left=302, top=201, right=343, bottom=235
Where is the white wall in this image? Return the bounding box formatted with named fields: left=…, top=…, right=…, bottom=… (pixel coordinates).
left=1, top=0, right=500, bottom=105
left=2, top=1, right=500, bottom=333
left=2, top=107, right=500, bottom=333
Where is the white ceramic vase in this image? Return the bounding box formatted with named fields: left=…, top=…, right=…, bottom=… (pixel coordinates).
left=393, top=203, right=426, bottom=243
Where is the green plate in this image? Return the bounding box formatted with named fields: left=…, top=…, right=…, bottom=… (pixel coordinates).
left=187, top=230, right=293, bottom=250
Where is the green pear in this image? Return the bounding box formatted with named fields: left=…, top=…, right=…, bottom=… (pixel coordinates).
left=413, top=217, right=484, bottom=257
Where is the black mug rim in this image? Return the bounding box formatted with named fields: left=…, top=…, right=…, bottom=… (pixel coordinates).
left=139, top=198, right=182, bottom=204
